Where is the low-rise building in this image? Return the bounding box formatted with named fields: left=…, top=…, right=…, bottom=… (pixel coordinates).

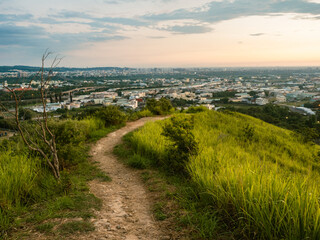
left=276, top=94, right=286, bottom=102
left=255, top=98, right=268, bottom=105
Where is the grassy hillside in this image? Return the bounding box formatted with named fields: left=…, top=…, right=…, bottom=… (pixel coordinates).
left=125, top=110, right=320, bottom=239
left=0, top=115, right=119, bottom=238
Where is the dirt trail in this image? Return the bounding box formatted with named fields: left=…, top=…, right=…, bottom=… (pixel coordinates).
left=80, top=117, right=169, bottom=240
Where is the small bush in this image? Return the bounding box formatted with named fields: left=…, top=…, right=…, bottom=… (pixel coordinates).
left=161, top=115, right=199, bottom=174
left=185, top=106, right=208, bottom=113
left=128, top=109, right=154, bottom=121
left=146, top=98, right=174, bottom=115
left=95, top=105, right=127, bottom=127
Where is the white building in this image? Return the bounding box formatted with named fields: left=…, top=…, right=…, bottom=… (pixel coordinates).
left=276, top=94, right=286, bottom=102
left=255, top=98, right=268, bottom=105
left=65, top=102, right=81, bottom=110
left=129, top=99, right=138, bottom=109
left=90, top=91, right=117, bottom=99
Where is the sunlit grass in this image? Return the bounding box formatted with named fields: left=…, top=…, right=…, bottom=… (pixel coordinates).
left=127, top=111, right=320, bottom=239
left=0, top=116, right=112, bottom=236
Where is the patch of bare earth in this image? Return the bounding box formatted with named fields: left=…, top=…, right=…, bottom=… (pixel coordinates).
left=78, top=116, right=171, bottom=240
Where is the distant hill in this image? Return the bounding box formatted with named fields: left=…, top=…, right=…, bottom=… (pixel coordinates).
left=0, top=66, right=133, bottom=72
left=1, top=65, right=320, bottom=73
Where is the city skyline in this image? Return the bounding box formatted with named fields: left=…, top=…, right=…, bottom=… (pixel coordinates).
left=1, top=0, right=320, bottom=67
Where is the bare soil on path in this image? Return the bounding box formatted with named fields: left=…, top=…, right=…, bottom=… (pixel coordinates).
left=80, top=117, right=170, bottom=240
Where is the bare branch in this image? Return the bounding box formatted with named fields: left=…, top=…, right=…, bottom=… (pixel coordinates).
left=0, top=51, right=62, bottom=179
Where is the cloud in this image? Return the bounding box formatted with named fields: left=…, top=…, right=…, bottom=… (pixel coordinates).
left=49, top=10, right=92, bottom=19
left=0, top=23, right=127, bottom=51
left=293, top=14, right=320, bottom=20
left=0, top=9, right=131, bottom=55
left=148, top=36, right=166, bottom=39
left=143, top=0, right=320, bottom=24
left=0, top=24, right=51, bottom=46
left=104, top=0, right=120, bottom=4
left=163, top=24, right=213, bottom=34
left=103, top=0, right=173, bottom=4
left=49, top=10, right=147, bottom=27
left=250, top=33, right=265, bottom=36
left=96, top=17, right=147, bottom=27
left=0, top=13, right=33, bottom=22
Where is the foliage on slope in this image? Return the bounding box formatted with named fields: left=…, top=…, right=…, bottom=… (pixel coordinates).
left=0, top=116, right=115, bottom=237
left=126, top=111, right=320, bottom=239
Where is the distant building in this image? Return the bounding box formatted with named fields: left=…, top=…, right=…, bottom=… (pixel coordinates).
left=255, top=98, right=268, bottom=105
left=295, top=107, right=315, bottom=115
left=33, top=103, right=62, bottom=112
left=90, top=91, right=117, bottom=99
left=64, top=102, right=81, bottom=110
left=276, top=94, right=286, bottom=102
left=93, top=98, right=105, bottom=105
left=129, top=99, right=138, bottom=109
left=204, top=104, right=215, bottom=110
left=235, top=93, right=250, bottom=98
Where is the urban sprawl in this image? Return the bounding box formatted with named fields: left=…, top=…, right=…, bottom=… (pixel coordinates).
left=1, top=67, right=320, bottom=115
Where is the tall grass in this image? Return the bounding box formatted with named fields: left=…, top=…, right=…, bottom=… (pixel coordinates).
left=0, top=116, right=114, bottom=236
left=127, top=111, right=320, bottom=239
left=0, top=151, right=40, bottom=232
left=0, top=151, right=40, bottom=208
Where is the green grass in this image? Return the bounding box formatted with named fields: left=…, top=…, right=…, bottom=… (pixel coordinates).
left=58, top=220, right=95, bottom=234
left=115, top=142, right=221, bottom=239
left=0, top=151, right=41, bottom=235
left=153, top=202, right=168, bottom=221
left=35, top=222, right=55, bottom=233
left=88, top=124, right=124, bottom=142
left=0, top=116, right=115, bottom=238
left=121, top=111, right=320, bottom=239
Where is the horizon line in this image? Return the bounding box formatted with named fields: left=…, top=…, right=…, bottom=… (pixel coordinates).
left=1, top=65, right=320, bottom=70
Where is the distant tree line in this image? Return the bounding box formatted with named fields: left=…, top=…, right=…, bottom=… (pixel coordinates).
left=223, top=103, right=320, bottom=143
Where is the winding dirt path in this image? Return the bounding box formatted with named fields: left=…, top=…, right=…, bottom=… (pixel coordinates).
left=81, top=117, right=169, bottom=240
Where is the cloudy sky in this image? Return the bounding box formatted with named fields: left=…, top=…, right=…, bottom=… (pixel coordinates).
left=1, top=0, right=320, bottom=67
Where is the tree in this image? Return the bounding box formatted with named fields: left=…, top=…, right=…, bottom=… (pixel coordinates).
left=0, top=51, right=62, bottom=179
left=220, top=97, right=229, bottom=104
left=146, top=98, right=173, bottom=115
left=146, top=98, right=158, bottom=114
left=158, top=98, right=173, bottom=113
left=18, top=107, right=34, bottom=120
left=161, top=115, right=199, bottom=174
left=96, top=105, right=127, bottom=126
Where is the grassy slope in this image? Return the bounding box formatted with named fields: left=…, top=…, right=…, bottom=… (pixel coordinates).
left=121, top=111, right=320, bottom=239
left=0, top=121, right=119, bottom=239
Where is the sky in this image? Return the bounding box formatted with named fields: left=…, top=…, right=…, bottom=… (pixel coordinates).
left=0, top=0, right=320, bottom=67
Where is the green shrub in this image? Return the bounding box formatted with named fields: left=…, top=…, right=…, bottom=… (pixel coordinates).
left=137, top=109, right=153, bottom=118
left=18, top=107, right=35, bottom=120
left=95, top=105, right=127, bottom=127
left=49, top=118, right=104, bottom=166
left=128, top=109, right=153, bottom=121
left=146, top=98, right=174, bottom=115
left=185, top=106, right=208, bottom=113
left=162, top=115, right=199, bottom=174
